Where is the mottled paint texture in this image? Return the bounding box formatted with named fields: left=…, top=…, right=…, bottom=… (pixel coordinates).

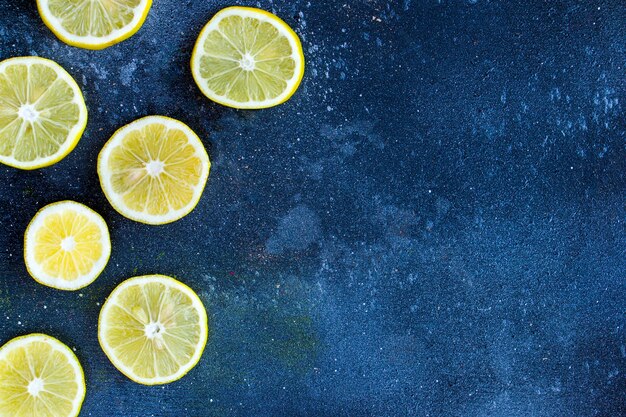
left=0, top=0, right=625, bottom=416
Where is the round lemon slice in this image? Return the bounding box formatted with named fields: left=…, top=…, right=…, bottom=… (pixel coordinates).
left=97, top=116, right=211, bottom=225
left=191, top=6, right=305, bottom=109
left=98, top=275, right=209, bottom=385
left=37, top=0, right=152, bottom=50
left=24, top=201, right=111, bottom=291
left=0, top=334, right=86, bottom=417
left=0, top=56, right=87, bottom=170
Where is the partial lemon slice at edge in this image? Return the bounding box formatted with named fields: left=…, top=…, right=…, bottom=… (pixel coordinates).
left=0, top=333, right=86, bottom=417
left=98, top=274, right=209, bottom=385
left=0, top=56, right=87, bottom=170
left=24, top=200, right=111, bottom=291
left=191, top=6, right=305, bottom=109
left=37, top=0, right=152, bottom=50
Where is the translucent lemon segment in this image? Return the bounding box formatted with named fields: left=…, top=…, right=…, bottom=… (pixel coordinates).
left=37, top=0, right=152, bottom=50
left=0, top=334, right=85, bottom=417
left=191, top=7, right=305, bottom=109
left=34, top=210, right=103, bottom=278
left=24, top=201, right=111, bottom=291
left=98, top=116, right=211, bottom=225
left=0, top=57, right=87, bottom=170
left=47, top=0, right=140, bottom=36
left=98, top=275, right=208, bottom=385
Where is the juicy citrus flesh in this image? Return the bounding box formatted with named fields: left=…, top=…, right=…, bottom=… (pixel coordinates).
left=25, top=201, right=111, bottom=290
left=0, top=334, right=85, bottom=417
left=192, top=7, right=305, bottom=109
left=38, top=0, right=152, bottom=49
left=0, top=57, right=86, bottom=169
left=99, top=275, right=208, bottom=385
left=47, top=0, right=141, bottom=37
left=98, top=116, right=210, bottom=225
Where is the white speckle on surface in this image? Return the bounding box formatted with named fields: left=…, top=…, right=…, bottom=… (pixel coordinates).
left=89, top=63, right=108, bottom=80
left=120, top=61, right=137, bottom=87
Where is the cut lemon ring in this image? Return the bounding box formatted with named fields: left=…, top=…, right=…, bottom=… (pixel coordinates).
left=24, top=200, right=111, bottom=290
left=37, top=0, right=152, bottom=50
left=98, top=275, right=209, bottom=385
left=0, top=333, right=86, bottom=417
left=97, top=116, right=211, bottom=225
left=0, top=56, right=87, bottom=170
left=191, top=6, right=305, bottom=109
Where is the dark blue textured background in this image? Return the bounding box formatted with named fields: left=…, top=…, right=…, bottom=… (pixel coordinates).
left=1, top=1, right=625, bottom=416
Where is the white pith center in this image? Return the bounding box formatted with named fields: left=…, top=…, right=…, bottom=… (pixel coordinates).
left=240, top=53, right=256, bottom=71
left=145, top=322, right=164, bottom=339
left=18, top=104, right=39, bottom=122
left=28, top=377, right=44, bottom=397
left=61, top=236, right=76, bottom=251
left=145, top=160, right=165, bottom=177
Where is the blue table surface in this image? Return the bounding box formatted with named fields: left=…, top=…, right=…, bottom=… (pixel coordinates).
left=1, top=1, right=625, bottom=416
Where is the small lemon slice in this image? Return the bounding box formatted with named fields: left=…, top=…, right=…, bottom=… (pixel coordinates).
left=0, top=56, right=87, bottom=170
left=24, top=201, right=111, bottom=291
left=98, top=275, right=209, bottom=385
left=191, top=6, right=305, bottom=109
left=97, top=116, right=211, bottom=225
left=0, top=334, right=86, bottom=417
left=37, top=0, right=152, bottom=50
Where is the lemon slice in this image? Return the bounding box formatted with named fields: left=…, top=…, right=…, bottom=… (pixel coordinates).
left=0, top=334, right=86, bottom=417
left=37, top=0, right=152, bottom=50
left=191, top=6, right=305, bottom=109
left=0, top=57, right=87, bottom=170
left=97, top=116, right=210, bottom=225
left=24, top=201, right=111, bottom=291
left=98, top=275, right=208, bottom=385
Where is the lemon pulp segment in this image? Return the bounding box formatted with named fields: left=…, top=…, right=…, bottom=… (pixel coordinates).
left=0, top=334, right=85, bottom=417
left=0, top=57, right=87, bottom=170
left=191, top=7, right=305, bottom=109
left=98, top=275, right=208, bottom=385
